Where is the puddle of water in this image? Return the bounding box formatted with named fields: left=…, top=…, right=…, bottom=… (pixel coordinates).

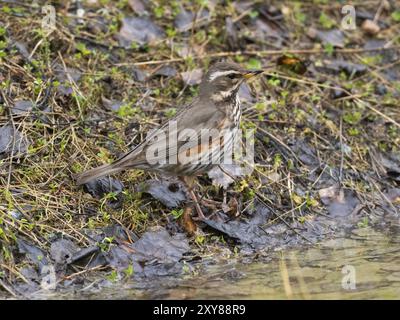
left=32, top=226, right=400, bottom=299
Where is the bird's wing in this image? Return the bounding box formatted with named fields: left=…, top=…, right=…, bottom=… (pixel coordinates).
left=75, top=99, right=226, bottom=184
left=115, top=98, right=226, bottom=166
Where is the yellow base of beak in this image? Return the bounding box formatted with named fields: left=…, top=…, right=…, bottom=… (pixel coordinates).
left=243, top=70, right=263, bottom=80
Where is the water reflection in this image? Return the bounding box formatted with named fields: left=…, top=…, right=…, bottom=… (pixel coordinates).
left=39, top=226, right=400, bottom=299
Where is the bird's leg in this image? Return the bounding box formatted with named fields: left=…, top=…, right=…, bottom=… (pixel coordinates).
left=180, top=176, right=206, bottom=221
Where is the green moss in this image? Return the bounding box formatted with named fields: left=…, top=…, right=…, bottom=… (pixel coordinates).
left=343, top=111, right=362, bottom=125
left=391, top=10, right=400, bottom=22
left=319, top=12, right=336, bottom=29
left=246, top=58, right=262, bottom=70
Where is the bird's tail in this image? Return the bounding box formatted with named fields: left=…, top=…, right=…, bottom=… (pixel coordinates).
left=75, top=162, right=123, bottom=185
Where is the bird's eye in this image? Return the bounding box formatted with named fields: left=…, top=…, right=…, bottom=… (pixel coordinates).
left=227, top=74, right=237, bottom=79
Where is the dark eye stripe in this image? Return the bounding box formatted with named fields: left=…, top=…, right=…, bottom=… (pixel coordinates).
left=227, top=74, right=239, bottom=79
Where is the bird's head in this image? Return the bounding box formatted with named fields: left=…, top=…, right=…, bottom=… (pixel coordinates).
left=199, top=62, right=263, bottom=102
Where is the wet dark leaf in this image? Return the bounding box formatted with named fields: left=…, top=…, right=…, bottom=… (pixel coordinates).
left=54, top=65, right=81, bottom=95
left=69, top=246, right=104, bottom=267
left=0, top=125, right=30, bottom=159
left=375, top=84, right=387, bottom=95
left=102, top=228, right=189, bottom=274
left=131, top=66, right=148, bottom=82
left=363, top=39, right=386, bottom=50
left=249, top=19, right=284, bottom=45
left=17, top=239, right=49, bottom=272
left=181, top=69, right=203, bottom=86
left=292, top=140, right=319, bottom=167
left=20, top=266, right=40, bottom=284
left=131, top=228, right=189, bottom=264
left=50, top=238, right=79, bottom=265
left=377, top=152, right=400, bottom=182
left=106, top=245, right=133, bottom=270
left=117, top=17, right=164, bottom=48
left=14, top=41, right=30, bottom=61
left=320, top=60, right=367, bottom=76
left=128, top=0, right=147, bottom=15
left=83, top=177, right=124, bottom=208
left=141, top=179, right=186, bottom=208
left=103, top=224, right=139, bottom=243
left=174, top=8, right=210, bottom=32
left=12, top=100, right=33, bottom=116
left=153, top=65, right=177, bottom=78
left=101, top=96, right=124, bottom=112
left=309, top=28, right=345, bottom=48
left=225, top=17, right=241, bottom=50
left=203, top=203, right=273, bottom=248
left=331, top=87, right=349, bottom=99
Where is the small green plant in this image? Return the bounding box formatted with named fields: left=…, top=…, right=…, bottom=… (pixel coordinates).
left=357, top=217, right=369, bottom=228
left=2, top=6, right=11, bottom=14
left=273, top=153, right=282, bottom=168
left=165, top=107, right=177, bottom=118
left=116, top=103, right=138, bottom=117
left=391, top=10, right=400, bottom=22
left=254, top=101, right=267, bottom=112
left=171, top=208, right=184, bottom=219
left=166, top=28, right=177, bottom=38
left=195, top=235, right=205, bottom=246
left=98, top=236, right=115, bottom=252
left=246, top=58, right=262, bottom=70
left=319, top=12, right=336, bottom=29
left=348, top=127, right=360, bottom=136
left=248, top=10, right=259, bottom=19
left=343, top=111, right=362, bottom=125
left=75, top=42, right=91, bottom=56
left=123, top=264, right=134, bottom=277
left=293, top=3, right=306, bottom=24
left=106, top=270, right=118, bottom=282
left=324, top=43, right=334, bottom=56
left=153, top=6, right=164, bottom=18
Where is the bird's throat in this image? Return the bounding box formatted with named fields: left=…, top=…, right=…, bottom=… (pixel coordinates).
left=211, top=88, right=239, bottom=103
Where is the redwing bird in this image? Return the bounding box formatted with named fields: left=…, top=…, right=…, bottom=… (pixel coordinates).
left=76, top=62, right=262, bottom=219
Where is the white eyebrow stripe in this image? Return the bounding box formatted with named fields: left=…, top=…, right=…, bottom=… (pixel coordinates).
left=208, top=70, right=241, bottom=81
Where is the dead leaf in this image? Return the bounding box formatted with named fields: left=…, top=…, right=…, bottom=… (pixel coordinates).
left=0, top=125, right=30, bottom=159
left=174, top=7, right=210, bottom=32
left=128, top=0, right=147, bottom=15
left=181, top=69, right=203, bottom=86
left=308, top=28, right=345, bottom=48
left=277, top=54, right=309, bottom=74
left=141, top=179, right=186, bottom=208
left=181, top=207, right=197, bottom=235
left=208, top=164, right=246, bottom=189
left=117, top=17, right=164, bottom=48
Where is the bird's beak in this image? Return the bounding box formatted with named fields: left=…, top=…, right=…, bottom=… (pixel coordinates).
left=242, top=70, right=263, bottom=80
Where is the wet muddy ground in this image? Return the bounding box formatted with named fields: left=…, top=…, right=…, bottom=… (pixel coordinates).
left=7, top=220, right=400, bottom=300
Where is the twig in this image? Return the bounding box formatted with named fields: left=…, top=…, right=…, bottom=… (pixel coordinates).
left=0, top=279, right=17, bottom=297
left=339, top=117, right=344, bottom=185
